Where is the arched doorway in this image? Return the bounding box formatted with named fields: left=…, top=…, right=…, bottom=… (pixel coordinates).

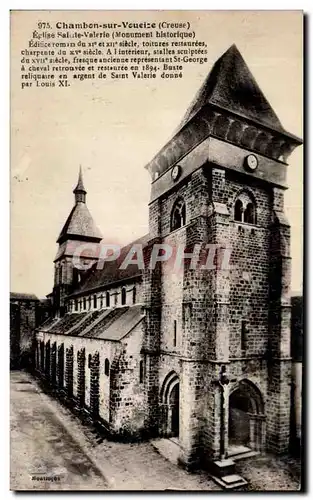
left=160, top=371, right=180, bottom=438
left=169, top=383, right=179, bottom=436
left=228, top=380, right=265, bottom=455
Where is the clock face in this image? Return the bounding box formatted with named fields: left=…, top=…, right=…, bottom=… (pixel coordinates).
left=172, top=165, right=181, bottom=181
left=245, top=154, right=258, bottom=171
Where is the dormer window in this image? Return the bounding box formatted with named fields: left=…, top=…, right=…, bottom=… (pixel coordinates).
left=171, top=198, right=186, bottom=231
left=234, top=191, right=256, bottom=225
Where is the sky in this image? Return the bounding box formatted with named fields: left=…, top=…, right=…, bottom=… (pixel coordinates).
left=10, top=10, right=303, bottom=298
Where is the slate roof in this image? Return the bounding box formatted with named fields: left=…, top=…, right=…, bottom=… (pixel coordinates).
left=69, top=233, right=150, bottom=296
left=38, top=305, right=144, bottom=341
left=177, top=44, right=287, bottom=135
left=10, top=292, right=39, bottom=302
left=57, top=202, right=103, bottom=244
left=54, top=239, right=101, bottom=262
left=96, top=305, right=143, bottom=341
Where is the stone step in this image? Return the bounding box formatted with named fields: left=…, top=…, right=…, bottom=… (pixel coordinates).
left=231, top=450, right=260, bottom=462
left=211, top=473, right=248, bottom=490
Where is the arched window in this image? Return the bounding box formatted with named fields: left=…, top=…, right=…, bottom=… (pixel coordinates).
left=241, top=126, right=257, bottom=149
left=106, top=291, right=110, bottom=308
left=234, top=191, right=257, bottom=225
left=171, top=198, right=186, bottom=231
left=121, top=287, right=126, bottom=306
left=254, top=132, right=269, bottom=155
left=93, top=294, right=97, bottom=308
left=213, top=115, right=230, bottom=139
left=244, top=203, right=256, bottom=224
left=227, top=120, right=243, bottom=143
left=234, top=199, right=244, bottom=222
left=105, top=358, right=110, bottom=376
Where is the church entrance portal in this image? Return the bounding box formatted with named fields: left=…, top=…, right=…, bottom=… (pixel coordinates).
left=160, top=371, right=180, bottom=438
left=228, top=380, right=265, bottom=456
left=169, top=383, right=179, bottom=436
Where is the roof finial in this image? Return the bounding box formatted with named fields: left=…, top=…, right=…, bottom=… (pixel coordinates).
left=73, top=165, right=87, bottom=203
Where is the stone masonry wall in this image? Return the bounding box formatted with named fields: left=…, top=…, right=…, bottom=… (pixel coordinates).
left=36, top=323, right=145, bottom=436
left=109, top=323, right=146, bottom=437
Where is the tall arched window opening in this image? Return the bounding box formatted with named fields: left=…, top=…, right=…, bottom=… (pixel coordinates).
left=234, top=199, right=244, bottom=222
left=171, top=198, right=186, bottom=231
left=234, top=191, right=257, bottom=225
left=244, top=203, right=256, bottom=224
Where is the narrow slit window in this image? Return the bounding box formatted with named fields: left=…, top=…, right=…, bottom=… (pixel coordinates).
left=241, top=321, right=248, bottom=353
left=139, top=360, right=144, bottom=384
left=173, top=320, right=177, bottom=347
left=105, top=358, right=110, bottom=376
left=93, top=294, right=97, bottom=308
left=106, top=291, right=110, bottom=308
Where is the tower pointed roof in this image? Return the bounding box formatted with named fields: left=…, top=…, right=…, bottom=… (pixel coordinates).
left=57, top=168, right=102, bottom=244
left=177, top=44, right=286, bottom=135
left=73, top=165, right=86, bottom=195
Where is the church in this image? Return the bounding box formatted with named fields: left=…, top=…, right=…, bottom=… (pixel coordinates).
left=35, top=44, right=302, bottom=472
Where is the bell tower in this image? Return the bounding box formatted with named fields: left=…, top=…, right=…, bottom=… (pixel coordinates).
left=53, top=167, right=102, bottom=316
left=143, top=45, right=302, bottom=467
